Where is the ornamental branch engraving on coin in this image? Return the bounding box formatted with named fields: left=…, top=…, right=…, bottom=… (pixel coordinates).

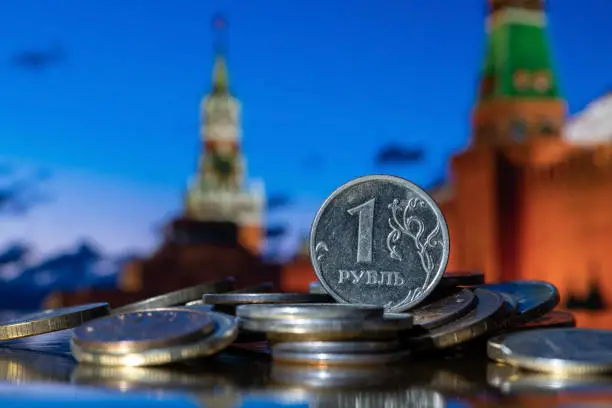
left=387, top=197, right=442, bottom=289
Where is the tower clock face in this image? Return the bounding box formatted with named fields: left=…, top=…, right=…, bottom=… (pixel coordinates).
left=212, top=153, right=234, bottom=178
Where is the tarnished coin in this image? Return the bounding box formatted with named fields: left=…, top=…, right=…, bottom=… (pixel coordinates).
left=411, top=289, right=475, bottom=330
left=478, top=280, right=559, bottom=323
left=272, top=340, right=400, bottom=354
left=440, top=271, right=484, bottom=288
left=309, top=281, right=327, bottom=294
left=0, top=303, right=110, bottom=341
left=202, top=293, right=334, bottom=306
left=487, top=328, right=612, bottom=375
left=70, top=311, right=238, bottom=367
left=272, top=348, right=411, bottom=366
left=310, top=175, right=449, bottom=313
left=72, top=308, right=215, bottom=353
left=112, top=278, right=235, bottom=314
left=230, top=282, right=274, bottom=293
left=521, top=310, right=576, bottom=329
left=236, top=303, right=384, bottom=321
left=240, top=314, right=413, bottom=342
left=402, top=289, right=506, bottom=350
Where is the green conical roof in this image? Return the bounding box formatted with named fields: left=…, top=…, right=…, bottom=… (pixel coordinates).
left=477, top=7, right=561, bottom=101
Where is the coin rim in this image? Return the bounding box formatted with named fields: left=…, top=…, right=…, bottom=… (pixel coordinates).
left=272, top=348, right=412, bottom=366
left=202, top=293, right=334, bottom=306
left=309, top=174, right=450, bottom=313
left=236, top=303, right=384, bottom=321
left=111, top=278, right=235, bottom=314
left=238, top=313, right=413, bottom=334
left=71, top=307, right=216, bottom=353
left=70, top=311, right=238, bottom=367
left=478, top=280, right=560, bottom=323
left=272, top=340, right=400, bottom=354
left=0, top=302, right=110, bottom=341
left=487, top=328, right=612, bottom=375
left=411, top=288, right=476, bottom=330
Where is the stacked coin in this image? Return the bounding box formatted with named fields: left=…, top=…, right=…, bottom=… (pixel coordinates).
left=70, top=308, right=237, bottom=367
left=236, top=303, right=413, bottom=366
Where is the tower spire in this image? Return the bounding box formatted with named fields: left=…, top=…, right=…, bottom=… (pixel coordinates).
left=471, top=0, right=566, bottom=148
left=211, top=14, right=229, bottom=95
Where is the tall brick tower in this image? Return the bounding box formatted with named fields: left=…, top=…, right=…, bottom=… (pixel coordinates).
left=185, top=16, right=265, bottom=255
left=448, top=0, right=568, bottom=282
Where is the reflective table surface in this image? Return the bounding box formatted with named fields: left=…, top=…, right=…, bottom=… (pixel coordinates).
left=1, top=328, right=612, bottom=408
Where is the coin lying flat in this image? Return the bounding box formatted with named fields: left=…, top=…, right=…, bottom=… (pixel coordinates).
left=112, top=278, right=235, bottom=314
left=520, top=310, right=576, bottom=329
left=487, top=362, right=612, bottom=394
left=272, top=340, right=400, bottom=354
left=272, top=348, right=411, bottom=366
left=402, top=289, right=506, bottom=350
left=440, top=271, right=484, bottom=288
left=203, top=293, right=334, bottom=306
left=487, top=328, right=612, bottom=375
left=72, top=308, right=215, bottom=353
left=310, top=175, right=449, bottom=313
left=478, top=280, right=559, bottom=323
left=70, top=311, right=238, bottom=367
left=411, top=289, right=475, bottom=330
left=236, top=303, right=384, bottom=321
left=229, top=282, right=274, bottom=293
left=241, top=314, right=413, bottom=342
left=0, top=303, right=110, bottom=341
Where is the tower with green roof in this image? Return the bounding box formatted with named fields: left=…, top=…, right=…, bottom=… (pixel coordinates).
left=472, top=0, right=567, bottom=147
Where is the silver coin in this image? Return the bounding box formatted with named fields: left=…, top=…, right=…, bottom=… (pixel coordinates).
left=240, top=314, right=413, bottom=336
left=272, top=340, right=400, bottom=354
left=310, top=175, right=449, bottom=313
left=402, top=289, right=506, bottom=350
left=72, top=308, right=215, bottom=353
left=202, top=293, right=334, bottom=306
left=411, top=289, right=475, bottom=330
left=272, top=348, right=411, bottom=366
left=229, top=282, right=274, bottom=293
left=0, top=303, right=110, bottom=341
left=487, top=363, right=612, bottom=394
left=70, top=311, right=238, bottom=366
left=236, top=303, right=384, bottom=321
left=112, top=278, right=235, bottom=314
left=478, top=280, right=559, bottom=323
left=309, top=281, right=327, bottom=294
left=487, top=328, right=612, bottom=375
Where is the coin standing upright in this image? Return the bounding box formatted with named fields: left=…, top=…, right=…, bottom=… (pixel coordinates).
left=310, top=175, right=450, bottom=312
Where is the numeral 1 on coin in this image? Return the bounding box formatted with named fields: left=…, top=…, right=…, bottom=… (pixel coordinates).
left=347, top=198, right=375, bottom=263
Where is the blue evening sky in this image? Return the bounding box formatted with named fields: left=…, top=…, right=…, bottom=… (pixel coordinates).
left=1, top=0, right=611, bottom=255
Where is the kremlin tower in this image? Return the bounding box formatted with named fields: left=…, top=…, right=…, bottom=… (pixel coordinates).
left=185, top=16, right=265, bottom=255
left=43, top=17, right=278, bottom=309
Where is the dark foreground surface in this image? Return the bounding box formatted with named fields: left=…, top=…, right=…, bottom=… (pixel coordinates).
left=0, top=328, right=611, bottom=408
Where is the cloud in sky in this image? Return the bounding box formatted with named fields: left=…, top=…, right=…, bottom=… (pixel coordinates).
left=0, top=160, right=180, bottom=257
left=0, top=159, right=319, bottom=260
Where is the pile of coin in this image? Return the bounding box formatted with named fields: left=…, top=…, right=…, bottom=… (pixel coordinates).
left=0, top=174, right=600, bottom=379
left=237, top=303, right=413, bottom=365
